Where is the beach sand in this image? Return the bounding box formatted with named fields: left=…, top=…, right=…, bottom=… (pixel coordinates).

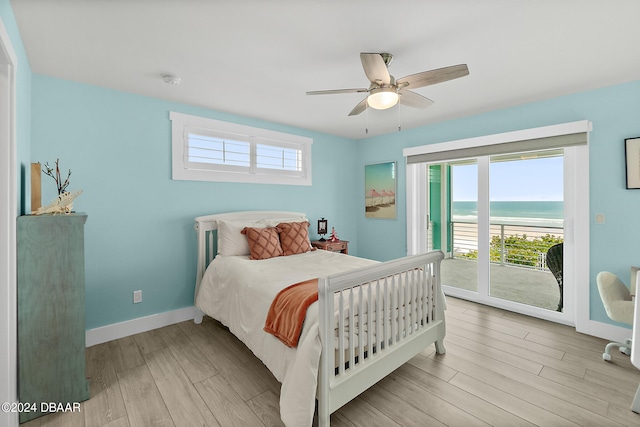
left=365, top=203, right=396, bottom=219
left=451, top=221, right=564, bottom=255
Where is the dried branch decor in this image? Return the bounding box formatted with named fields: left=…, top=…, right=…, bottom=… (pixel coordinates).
left=42, top=159, right=71, bottom=195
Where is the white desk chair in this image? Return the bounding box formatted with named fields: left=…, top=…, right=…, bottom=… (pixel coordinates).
left=631, top=271, right=640, bottom=413
left=596, top=272, right=634, bottom=361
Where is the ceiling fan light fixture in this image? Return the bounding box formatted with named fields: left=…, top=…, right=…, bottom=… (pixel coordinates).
left=367, top=87, right=398, bottom=110
left=306, top=52, right=468, bottom=117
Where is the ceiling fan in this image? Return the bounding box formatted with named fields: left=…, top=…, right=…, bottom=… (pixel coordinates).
left=306, top=52, right=469, bottom=116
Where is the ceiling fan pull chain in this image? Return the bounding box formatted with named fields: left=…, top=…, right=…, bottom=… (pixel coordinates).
left=365, top=104, right=369, bottom=134
left=397, top=102, right=402, bottom=132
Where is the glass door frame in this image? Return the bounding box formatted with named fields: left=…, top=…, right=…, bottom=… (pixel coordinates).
left=437, top=155, right=569, bottom=322
left=404, top=122, right=590, bottom=328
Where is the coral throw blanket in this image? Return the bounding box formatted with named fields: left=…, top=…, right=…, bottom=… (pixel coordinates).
left=264, top=278, right=318, bottom=348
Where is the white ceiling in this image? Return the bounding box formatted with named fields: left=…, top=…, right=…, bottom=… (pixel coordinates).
left=10, top=0, right=640, bottom=140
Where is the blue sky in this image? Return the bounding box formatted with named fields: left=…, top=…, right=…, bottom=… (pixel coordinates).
left=452, top=156, right=563, bottom=201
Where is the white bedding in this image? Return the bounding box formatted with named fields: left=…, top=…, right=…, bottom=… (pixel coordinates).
left=195, top=250, right=377, bottom=427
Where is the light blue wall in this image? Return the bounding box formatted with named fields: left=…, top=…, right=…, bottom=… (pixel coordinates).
left=0, top=0, right=31, bottom=215
left=30, top=75, right=360, bottom=329
left=29, top=75, right=640, bottom=329
left=13, top=0, right=638, bottom=329
left=355, top=80, right=640, bottom=326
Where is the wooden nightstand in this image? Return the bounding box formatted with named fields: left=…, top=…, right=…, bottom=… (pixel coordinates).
left=311, top=240, right=349, bottom=254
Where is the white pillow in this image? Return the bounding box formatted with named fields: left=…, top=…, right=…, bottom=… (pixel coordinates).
left=217, top=219, right=265, bottom=256
left=263, top=217, right=308, bottom=227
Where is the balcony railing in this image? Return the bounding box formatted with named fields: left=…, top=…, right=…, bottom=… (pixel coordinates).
left=449, top=219, right=564, bottom=271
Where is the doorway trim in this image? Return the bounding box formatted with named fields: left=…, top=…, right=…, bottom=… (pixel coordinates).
left=0, top=16, right=18, bottom=427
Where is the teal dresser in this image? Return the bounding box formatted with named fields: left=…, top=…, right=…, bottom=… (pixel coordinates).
left=17, top=214, right=89, bottom=423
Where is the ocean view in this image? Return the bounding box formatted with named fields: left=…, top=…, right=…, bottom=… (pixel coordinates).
left=449, top=200, right=564, bottom=259
left=453, top=201, right=563, bottom=227
left=454, top=201, right=563, bottom=219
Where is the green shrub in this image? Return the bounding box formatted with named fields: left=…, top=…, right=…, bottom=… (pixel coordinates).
left=459, top=234, right=563, bottom=268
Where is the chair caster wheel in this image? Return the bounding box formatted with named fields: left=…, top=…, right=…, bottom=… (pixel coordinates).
left=602, top=353, right=612, bottom=362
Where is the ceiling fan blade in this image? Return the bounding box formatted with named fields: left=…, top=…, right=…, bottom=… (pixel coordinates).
left=398, top=90, right=434, bottom=108
left=348, top=98, right=368, bottom=116
left=360, top=53, right=391, bottom=85
left=306, top=88, right=369, bottom=95
left=396, top=64, right=469, bottom=90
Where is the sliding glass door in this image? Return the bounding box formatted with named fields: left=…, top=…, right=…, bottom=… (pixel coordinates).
left=405, top=121, right=590, bottom=327
left=429, top=149, right=567, bottom=319
left=440, top=161, right=479, bottom=293
left=488, top=151, right=564, bottom=311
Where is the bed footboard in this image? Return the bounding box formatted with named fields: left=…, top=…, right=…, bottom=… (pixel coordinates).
left=317, top=251, right=445, bottom=426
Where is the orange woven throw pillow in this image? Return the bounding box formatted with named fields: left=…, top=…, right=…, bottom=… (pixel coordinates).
left=277, top=221, right=312, bottom=256
left=241, top=227, right=283, bottom=260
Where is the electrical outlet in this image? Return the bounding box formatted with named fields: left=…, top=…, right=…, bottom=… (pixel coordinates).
left=133, top=290, right=142, bottom=304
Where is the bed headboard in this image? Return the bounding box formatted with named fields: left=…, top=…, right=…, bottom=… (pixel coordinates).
left=194, top=211, right=307, bottom=295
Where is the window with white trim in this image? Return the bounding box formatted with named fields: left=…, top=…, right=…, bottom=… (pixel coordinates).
left=170, top=112, right=312, bottom=185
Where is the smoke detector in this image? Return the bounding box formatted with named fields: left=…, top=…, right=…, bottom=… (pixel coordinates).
left=162, top=74, right=181, bottom=85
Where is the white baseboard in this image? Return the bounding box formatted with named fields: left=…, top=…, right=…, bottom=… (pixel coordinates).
left=578, top=318, right=632, bottom=344
left=85, top=306, right=196, bottom=347
left=84, top=305, right=631, bottom=352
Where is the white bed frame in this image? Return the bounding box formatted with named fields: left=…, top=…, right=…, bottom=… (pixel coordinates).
left=194, top=211, right=446, bottom=426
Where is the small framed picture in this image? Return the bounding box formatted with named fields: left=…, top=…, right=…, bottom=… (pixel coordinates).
left=625, top=137, right=640, bottom=189
left=317, top=218, right=328, bottom=235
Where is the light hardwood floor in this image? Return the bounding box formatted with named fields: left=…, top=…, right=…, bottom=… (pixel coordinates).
left=24, top=297, right=640, bottom=426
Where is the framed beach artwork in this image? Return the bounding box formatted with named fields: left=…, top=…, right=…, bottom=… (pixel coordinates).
left=365, top=161, right=397, bottom=219
left=625, top=137, right=640, bottom=189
